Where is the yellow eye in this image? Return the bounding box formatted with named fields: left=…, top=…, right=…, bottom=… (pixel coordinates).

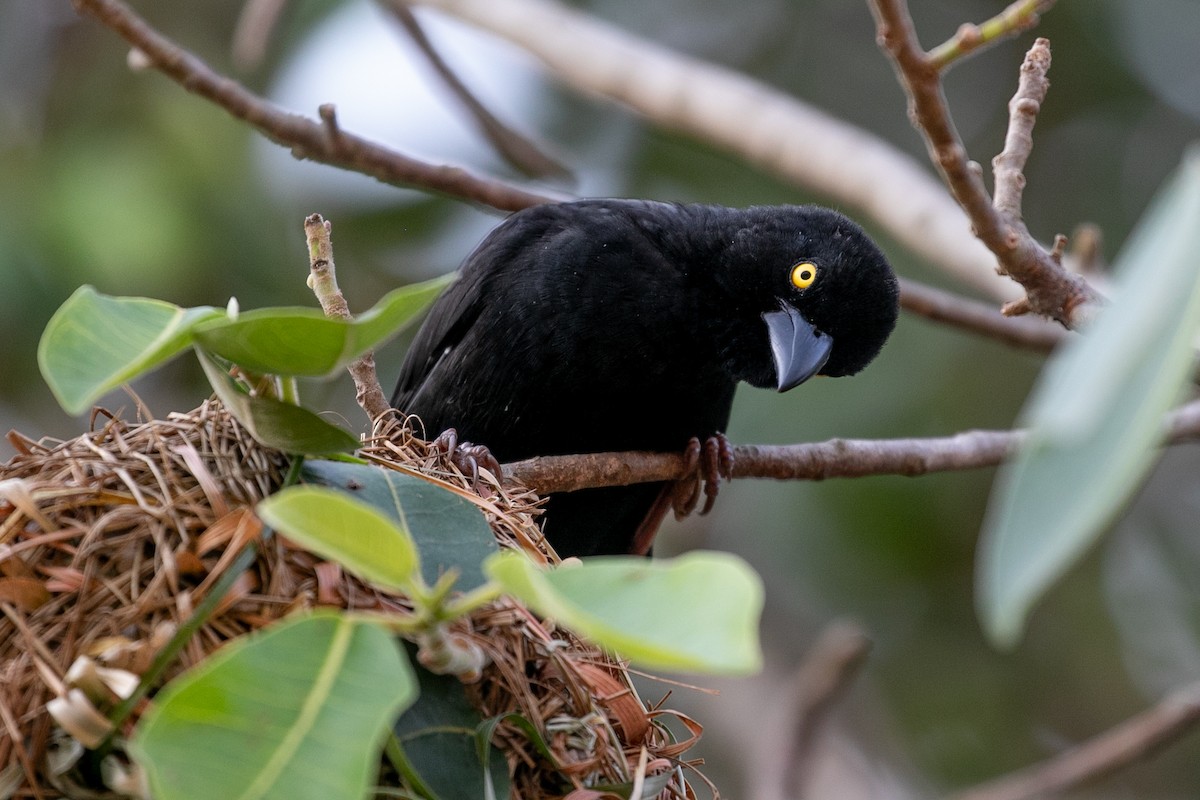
left=790, top=262, right=818, bottom=290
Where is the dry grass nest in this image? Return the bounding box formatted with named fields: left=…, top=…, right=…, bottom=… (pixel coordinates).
left=0, top=399, right=711, bottom=799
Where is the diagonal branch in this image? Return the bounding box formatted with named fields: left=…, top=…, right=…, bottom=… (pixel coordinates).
left=402, top=0, right=1014, bottom=302
left=379, top=0, right=570, bottom=179
left=927, top=0, right=1056, bottom=72
left=949, top=681, right=1200, bottom=800
left=898, top=277, right=1064, bottom=352
left=867, top=0, right=1101, bottom=328
left=75, top=0, right=1070, bottom=355
left=72, top=0, right=559, bottom=212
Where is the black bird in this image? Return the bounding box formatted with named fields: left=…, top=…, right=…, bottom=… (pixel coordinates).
left=392, top=199, right=899, bottom=557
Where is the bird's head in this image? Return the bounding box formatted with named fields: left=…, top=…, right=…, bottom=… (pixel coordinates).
left=706, top=205, right=899, bottom=391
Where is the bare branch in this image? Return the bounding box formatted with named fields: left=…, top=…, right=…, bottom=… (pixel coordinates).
left=867, top=0, right=1100, bottom=328
left=379, top=0, right=569, bottom=179
left=76, top=0, right=1078, bottom=353
left=404, top=0, right=1016, bottom=302
left=507, top=429, right=1021, bottom=493
left=231, top=0, right=287, bottom=71
left=783, top=622, right=873, bottom=793
left=73, top=0, right=560, bottom=212
left=505, top=399, right=1200, bottom=493
left=992, top=39, right=1049, bottom=220
left=950, top=682, right=1200, bottom=800
left=303, top=213, right=391, bottom=422
left=898, top=277, right=1064, bottom=352
left=927, top=0, right=1057, bottom=72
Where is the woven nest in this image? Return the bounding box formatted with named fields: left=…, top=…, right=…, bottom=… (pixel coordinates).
left=0, top=400, right=709, bottom=799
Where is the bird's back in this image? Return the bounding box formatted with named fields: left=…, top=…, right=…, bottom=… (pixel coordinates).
left=392, top=201, right=740, bottom=555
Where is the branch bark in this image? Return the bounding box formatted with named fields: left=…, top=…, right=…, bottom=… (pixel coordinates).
left=73, top=0, right=559, bottom=212
left=927, top=0, right=1056, bottom=72
left=898, top=277, right=1064, bottom=352
left=867, top=0, right=1101, bottom=328
left=303, top=213, right=391, bottom=422
left=403, top=0, right=1015, bottom=302
left=504, top=399, right=1200, bottom=493
left=75, top=0, right=1068, bottom=354
left=950, top=682, right=1200, bottom=800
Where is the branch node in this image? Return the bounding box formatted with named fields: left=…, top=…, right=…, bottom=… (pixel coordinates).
left=1001, top=296, right=1032, bottom=317
left=1049, top=233, right=1068, bottom=264
left=318, top=103, right=342, bottom=149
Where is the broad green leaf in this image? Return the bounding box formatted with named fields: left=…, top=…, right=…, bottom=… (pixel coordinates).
left=196, top=348, right=359, bottom=455
left=301, top=460, right=498, bottom=592
left=979, top=148, right=1200, bottom=648
left=257, top=486, right=419, bottom=594
left=38, top=286, right=221, bottom=415
left=389, top=643, right=510, bottom=800
left=192, top=275, right=452, bottom=377
left=131, top=612, right=416, bottom=800
left=487, top=551, right=763, bottom=675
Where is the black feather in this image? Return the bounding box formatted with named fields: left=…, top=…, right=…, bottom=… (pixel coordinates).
left=393, top=199, right=899, bottom=557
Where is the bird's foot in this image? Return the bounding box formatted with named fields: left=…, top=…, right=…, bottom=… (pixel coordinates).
left=430, top=428, right=503, bottom=495
left=671, top=433, right=734, bottom=519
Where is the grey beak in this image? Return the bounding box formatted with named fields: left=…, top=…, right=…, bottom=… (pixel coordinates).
left=762, top=304, right=833, bottom=392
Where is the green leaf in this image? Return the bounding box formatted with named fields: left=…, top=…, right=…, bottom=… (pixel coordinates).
left=979, top=148, right=1200, bottom=648
left=486, top=551, right=763, bottom=675
left=192, top=275, right=452, bottom=377
left=257, top=486, right=419, bottom=594
left=389, top=643, right=510, bottom=800
left=300, top=460, right=498, bottom=593
left=131, top=612, right=416, bottom=800
left=196, top=348, right=360, bottom=455
left=37, top=286, right=221, bottom=415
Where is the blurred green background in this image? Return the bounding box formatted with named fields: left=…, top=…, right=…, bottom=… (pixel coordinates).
left=4, top=0, right=1200, bottom=796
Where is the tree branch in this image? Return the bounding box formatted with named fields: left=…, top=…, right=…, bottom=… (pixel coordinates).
left=75, top=0, right=1069, bottom=355
left=867, top=0, right=1101, bottom=328
left=72, top=0, right=560, bottom=212
left=950, top=682, right=1200, bottom=800
left=379, top=0, right=569, bottom=180
left=898, top=277, right=1064, bottom=352
left=303, top=213, right=391, bottom=422
left=927, top=0, right=1056, bottom=72
left=782, top=622, right=873, bottom=793
left=504, top=430, right=1021, bottom=493
left=504, top=399, right=1200, bottom=493
left=403, top=0, right=1016, bottom=302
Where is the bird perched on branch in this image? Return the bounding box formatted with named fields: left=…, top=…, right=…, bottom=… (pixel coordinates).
left=392, top=199, right=899, bottom=557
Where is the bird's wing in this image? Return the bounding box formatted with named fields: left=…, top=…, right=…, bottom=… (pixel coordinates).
left=390, top=206, right=560, bottom=412
left=390, top=269, right=482, bottom=411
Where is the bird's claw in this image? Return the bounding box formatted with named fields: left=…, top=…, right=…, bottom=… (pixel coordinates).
left=671, top=434, right=734, bottom=520
left=431, top=428, right=502, bottom=495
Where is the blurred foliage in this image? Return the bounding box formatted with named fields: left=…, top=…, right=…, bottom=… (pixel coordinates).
left=4, top=0, right=1199, bottom=796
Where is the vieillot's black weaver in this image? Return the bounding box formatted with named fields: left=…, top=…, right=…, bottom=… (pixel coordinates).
left=393, top=199, right=899, bottom=557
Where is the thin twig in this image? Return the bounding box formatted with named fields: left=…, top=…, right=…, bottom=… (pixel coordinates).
left=927, top=0, right=1057, bottom=72
left=867, top=0, right=1100, bottom=328
left=231, top=0, right=287, bottom=70
left=75, top=0, right=1061, bottom=354
left=73, top=0, right=559, bottom=212
left=404, top=0, right=1016, bottom=302
left=992, top=40, right=1048, bottom=222
left=504, top=399, right=1200, bottom=493
left=782, top=621, right=872, bottom=793
left=950, top=682, right=1200, bottom=800
left=303, top=213, right=391, bottom=422
left=898, top=277, right=1064, bottom=352
left=379, top=0, right=569, bottom=179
